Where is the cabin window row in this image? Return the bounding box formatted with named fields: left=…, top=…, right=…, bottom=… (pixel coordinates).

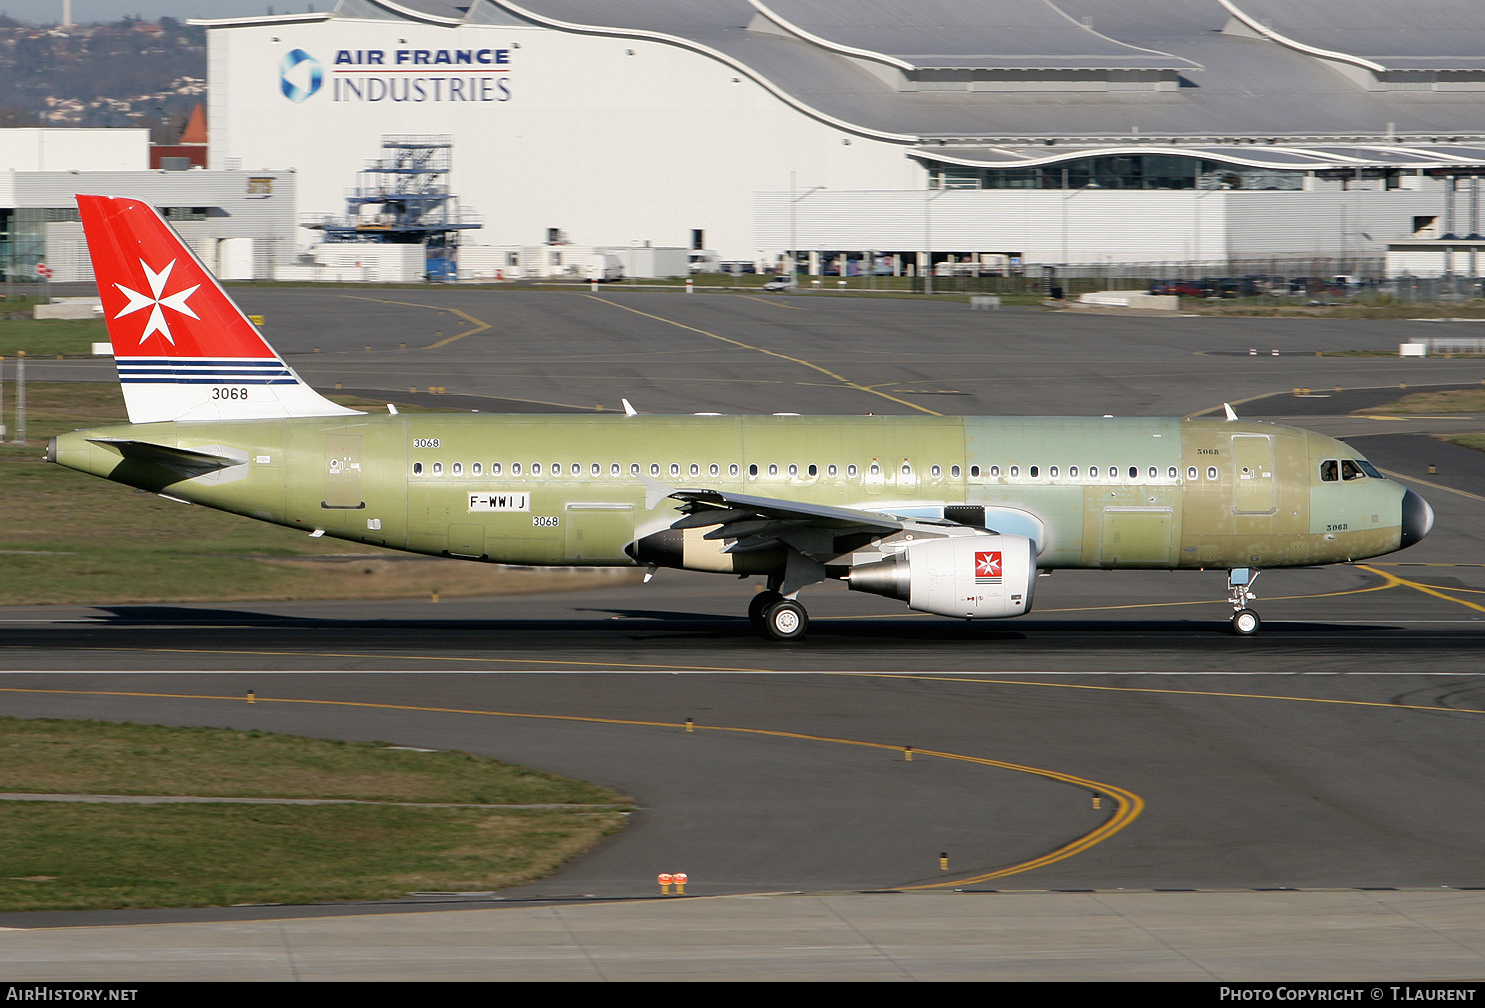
left=986, top=464, right=1192, bottom=481
left=409, top=461, right=1217, bottom=481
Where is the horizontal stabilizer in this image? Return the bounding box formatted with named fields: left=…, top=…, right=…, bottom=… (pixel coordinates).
left=87, top=438, right=243, bottom=476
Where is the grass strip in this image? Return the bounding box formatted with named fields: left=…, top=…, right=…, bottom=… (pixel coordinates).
left=0, top=317, right=110, bottom=358
left=0, top=803, right=627, bottom=911
left=0, top=718, right=630, bottom=804
left=0, top=718, right=632, bottom=911
left=1360, top=388, right=1485, bottom=414
left=1440, top=433, right=1485, bottom=453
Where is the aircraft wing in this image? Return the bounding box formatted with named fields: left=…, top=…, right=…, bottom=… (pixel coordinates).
left=644, top=473, right=899, bottom=527
left=641, top=474, right=909, bottom=562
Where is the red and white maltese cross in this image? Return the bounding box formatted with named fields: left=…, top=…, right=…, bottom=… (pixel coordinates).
left=113, top=258, right=201, bottom=345
left=975, top=551, right=1002, bottom=579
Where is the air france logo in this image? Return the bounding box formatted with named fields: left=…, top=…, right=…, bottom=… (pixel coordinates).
left=280, top=48, right=324, bottom=102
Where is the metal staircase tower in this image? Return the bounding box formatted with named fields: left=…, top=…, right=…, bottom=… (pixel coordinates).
left=307, top=134, right=481, bottom=280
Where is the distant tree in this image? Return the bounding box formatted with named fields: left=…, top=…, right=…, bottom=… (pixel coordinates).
left=0, top=17, right=207, bottom=126
left=0, top=105, right=36, bottom=127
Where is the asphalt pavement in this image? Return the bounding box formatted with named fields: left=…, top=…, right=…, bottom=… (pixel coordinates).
left=5, top=289, right=1485, bottom=980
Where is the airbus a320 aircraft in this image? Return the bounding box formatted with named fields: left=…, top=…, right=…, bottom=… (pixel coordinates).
left=49, top=195, right=1433, bottom=639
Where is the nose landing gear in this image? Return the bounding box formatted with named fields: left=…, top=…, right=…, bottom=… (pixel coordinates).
left=1228, top=568, right=1261, bottom=635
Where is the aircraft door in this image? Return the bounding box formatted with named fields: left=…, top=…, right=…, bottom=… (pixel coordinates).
left=1100, top=506, right=1174, bottom=567
left=323, top=433, right=364, bottom=509
left=1231, top=435, right=1276, bottom=515
left=564, top=504, right=635, bottom=562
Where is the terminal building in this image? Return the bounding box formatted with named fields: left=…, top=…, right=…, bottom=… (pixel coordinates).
left=76, top=0, right=1485, bottom=279
left=0, top=128, right=295, bottom=283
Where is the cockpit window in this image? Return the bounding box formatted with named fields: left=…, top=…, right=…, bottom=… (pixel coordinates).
left=1341, top=459, right=1366, bottom=481
left=1320, top=459, right=1339, bottom=482
left=1356, top=459, right=1382, bottom=479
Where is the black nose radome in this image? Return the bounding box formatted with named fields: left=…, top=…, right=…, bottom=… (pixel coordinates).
left=1400, top=489, right=1434, bottom=550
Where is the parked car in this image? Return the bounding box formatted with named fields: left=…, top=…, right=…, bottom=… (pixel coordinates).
left=1148, top=279, right=1209, bottom=297
left=761, top=275, right=796, bottom=291
left=1290, top=276, right=1348, bottom=298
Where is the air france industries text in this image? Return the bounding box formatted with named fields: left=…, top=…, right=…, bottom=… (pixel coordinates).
left=332, top=77, right=512, bottom=102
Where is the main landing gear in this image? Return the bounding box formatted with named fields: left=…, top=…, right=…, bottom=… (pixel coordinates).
left=748, top=589, right=809, bottom=641
left=1228, top=568, right=1261, bottom=636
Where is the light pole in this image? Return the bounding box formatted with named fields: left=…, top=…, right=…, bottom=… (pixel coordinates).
left=924, top=183, right=947, bottom=295
left=1060, top=181, right=1096, bottom=273
left=789, top=173, right=824, bottom=282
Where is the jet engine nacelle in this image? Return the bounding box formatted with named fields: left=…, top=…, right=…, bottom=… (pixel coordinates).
left=846, top=534, right=1036, bottom=619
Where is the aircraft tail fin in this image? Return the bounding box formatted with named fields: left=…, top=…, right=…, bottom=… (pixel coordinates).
left=77, top=194, right=362, bottom=424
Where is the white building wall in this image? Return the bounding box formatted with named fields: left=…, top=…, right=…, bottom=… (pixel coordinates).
left=10, top=169, right=297, bottom=281
left=601, top=245, right=690, bottom=278
left=0, top=129, right=148, bottom=172
left=315, top=242, right=425, bottom=281
left=1223, top=186, right=1447, bottom=261
left=41, top=222, right=88, bottom=282
left=1384, top=245, right=1485, bottom=277
left=457, top=244, right=519, bottom=280
left=208, top=18, right=914, bottom=260
left=753, top=187, right=1453, bottom=266
left=754, top=190, right=1230, bottom=264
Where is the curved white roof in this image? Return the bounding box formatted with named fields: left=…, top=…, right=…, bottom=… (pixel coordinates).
left=915, top=142, right=1485, bottom=172
left=203, top=0, right=1485, bottom=154
left=749, top=0, right=1196, bottom=72
left=1221, top=0, right=1485, bottom=72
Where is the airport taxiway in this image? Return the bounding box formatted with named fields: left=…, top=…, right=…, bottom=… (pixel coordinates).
left=5, top=290, right=1484, bottom=980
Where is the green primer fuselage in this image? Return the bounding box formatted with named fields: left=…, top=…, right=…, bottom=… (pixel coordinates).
left=50, top=413, right=1409, bottom=571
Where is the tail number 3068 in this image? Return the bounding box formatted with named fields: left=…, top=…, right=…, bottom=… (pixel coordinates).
left=532, top=515, right=561, bottom=527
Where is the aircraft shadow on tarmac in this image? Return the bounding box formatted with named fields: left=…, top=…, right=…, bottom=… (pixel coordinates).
left=68, top=604, right=1436, bottom=651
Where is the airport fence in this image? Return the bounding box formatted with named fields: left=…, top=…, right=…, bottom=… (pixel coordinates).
left=908, top=257, right=1485, bottom=303
left=1421, top=336, right=1485, bottom=354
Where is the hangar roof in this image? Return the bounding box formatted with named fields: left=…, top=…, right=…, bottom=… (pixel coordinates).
left=1217, top=0, right=1485, bottom=72
left=916, top=142, right=1485, bottom=172
left=746, top=0, right=1197, bottom=72
left=200, top=0, right=1485, bottom=157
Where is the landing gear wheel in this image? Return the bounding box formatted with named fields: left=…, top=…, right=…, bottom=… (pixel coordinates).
left=1231, top=608, right=1260, bottom=636
left=748, top=590, right=784, bottom=631
left=760, top=599, right=808, bottom=641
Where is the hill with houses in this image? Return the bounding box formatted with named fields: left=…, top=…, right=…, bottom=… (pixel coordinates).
left=0, top=16, right=206, bottom=141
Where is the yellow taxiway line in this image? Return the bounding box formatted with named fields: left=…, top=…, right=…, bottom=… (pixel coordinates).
left=338, top=295, right=492, bottom=349
left=733, top=294, right=806, bottom=311
left=1356, top=563, right=1485, bottom=615
left=0, top=685, right=1141, bottom=888
left=1377, top=467, right=1485, bottom=504
left=829, top=672, right=1485, bottom=718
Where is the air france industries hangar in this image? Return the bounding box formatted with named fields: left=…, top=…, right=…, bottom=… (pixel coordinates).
left=194, top=0, right=1485, bottom=274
